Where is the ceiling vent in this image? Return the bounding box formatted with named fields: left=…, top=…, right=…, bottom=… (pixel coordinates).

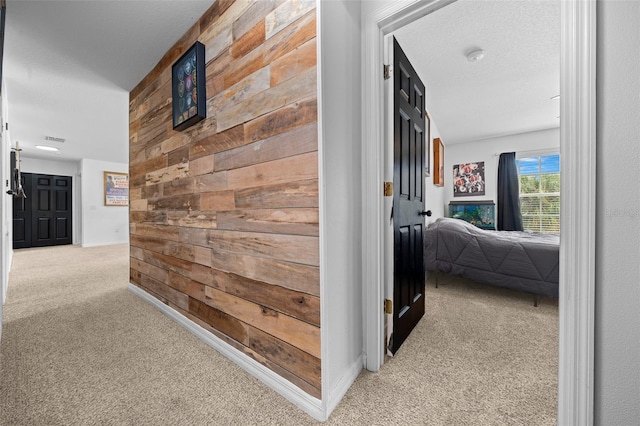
left=44, top=136, right=65, bottom=143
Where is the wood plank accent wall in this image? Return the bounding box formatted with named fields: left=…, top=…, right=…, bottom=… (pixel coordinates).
left=129, top=0, right=320, bottom=398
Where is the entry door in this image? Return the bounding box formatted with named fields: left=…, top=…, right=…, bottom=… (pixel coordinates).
left=391, top=38, right=426, bottom=354
left=13, top=173, right=73, bottom=248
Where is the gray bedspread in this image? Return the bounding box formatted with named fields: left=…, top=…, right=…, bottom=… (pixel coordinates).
left=425, top=218, right=559, bottom=297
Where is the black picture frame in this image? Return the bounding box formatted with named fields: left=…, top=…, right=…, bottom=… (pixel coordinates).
left=172, top=41, right=206, bottom=131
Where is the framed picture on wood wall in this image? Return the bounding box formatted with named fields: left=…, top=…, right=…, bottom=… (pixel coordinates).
left=172, top=41, right=206, bottom=131
left=104, top=171, right=129, bottom=206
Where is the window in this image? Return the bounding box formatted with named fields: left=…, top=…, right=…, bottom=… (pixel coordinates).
left=516, top=154, right=560, bottom=234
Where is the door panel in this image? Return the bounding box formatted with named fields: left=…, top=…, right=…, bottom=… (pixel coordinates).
left=391, top=37, right=426, bottom=354
left=12, top=174, right=31, bottom=249
left=13, top=173, right=72, bottom=249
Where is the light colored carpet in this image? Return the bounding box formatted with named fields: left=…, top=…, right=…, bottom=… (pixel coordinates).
left=0, top=244, right=557, bottom=425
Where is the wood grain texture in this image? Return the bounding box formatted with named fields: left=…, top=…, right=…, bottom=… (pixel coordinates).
left=130, top=0, right=319, bottom=398
left=216, top=208, right=318, bottom=236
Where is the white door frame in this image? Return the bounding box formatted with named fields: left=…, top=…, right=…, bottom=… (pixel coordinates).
left=361, top=1, right=596, bottom=425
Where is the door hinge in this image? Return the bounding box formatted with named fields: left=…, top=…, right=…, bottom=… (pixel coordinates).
left=384, top=64, right=393, bottom=80
left=383, top=181, right=393, bottom=197
left=384, top=299, right=393, bottom=314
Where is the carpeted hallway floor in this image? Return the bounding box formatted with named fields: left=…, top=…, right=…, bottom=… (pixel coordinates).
left=0, top=244, right=557, bottom=425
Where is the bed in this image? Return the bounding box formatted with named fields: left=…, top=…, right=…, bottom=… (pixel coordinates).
left=424, top=218, right=559, bottom=302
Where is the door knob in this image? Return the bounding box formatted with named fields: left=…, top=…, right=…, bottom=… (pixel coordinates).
left=420, top=210, right=432, bottom=217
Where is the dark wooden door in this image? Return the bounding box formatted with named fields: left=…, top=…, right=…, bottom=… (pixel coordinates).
left=13, top=173, right=72, bottom=248
left=391, top=37, right=426, bottom=354
left=12, top=173, right=32, bottom=249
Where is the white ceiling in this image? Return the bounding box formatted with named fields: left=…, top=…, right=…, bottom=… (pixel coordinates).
left=3, top=0, right=213, bottom=164
left=2, top=0, right=560, bottom=166
left=394, top=0, right=560, bottom=144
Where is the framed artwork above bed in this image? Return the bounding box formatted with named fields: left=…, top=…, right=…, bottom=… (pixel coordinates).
left=453, top=161, right=485, bottom=196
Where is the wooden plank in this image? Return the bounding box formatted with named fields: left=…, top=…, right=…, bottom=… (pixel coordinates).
left=199, top=0, right=234, bottom=31
left=131, top=156, right=168, bottom=185
left=214, top=123, right=317, bottom=171
left=210, top=268, right=320, bottom=326
left=265, top=0, right=315, bottom=40
left=199, top=0, right=254, bottom=57
left=248, top=326, right=321, bottom=389
left=263, top=9, right=315, bottom=63
left=232, top=0, right=281, bottom=41
left=189, top=124, right=245, bottom=160
left=193, top=172, right=228, bottom=193
left=167, top=146, right=190, bottom=167
left=188, top=297, right=249, bottom=345
left=166, top=210, right=217, bottom=229
left=131, top=235, right=196, bottom=264
left=130, top=199, right=148, bottom=212
left=209, top=248, right=319, bottom=296
left=203, top=285, right=320, bottom=358
left=132, top=223, right=180, bottom=242
left=130, top=187, right=142, bottom=201
left=229, top=19, right=265, bottom=59
left=243, top=97, right=317, bottom=143
left=234, top=179, right=318, bottom=209
left=130, top=258, right=169, bottom=284
left=204, top=25, right=233, bottom=64
left=179, top=227, right=209, bottom=247
left=130, top=234, right=169, bottom=253
left=216, top=208, right=318, bottom=236
left=147, top=193, right=201, bottom=211
left=189, top=155, right=215, bottom=176
left=141, top=183, right=163, bottom=200
left=207, top=66, right=270, bottom=120
left=270, top=38, right=316, bottom=86
left=200, top=190, right=236, bottom=211
left=222, top=44, right=265, bottom=89
left=205, top=49, right=232, bottom=99
left=130, top=246, right=145, bottom=261
left=130, top=268, right=141, bottom=285
left=130, top=211, right=168, bottom=225
left=191, top=263, right=214, bottom=286
left=139, top=274, right=191, bottom=312
left=145, top=162, right=189, bottom=185
left=142, top=249, right=194, bottom=277
left=206, top=229, right=319, bottom=266
left=216, top=66, right=316, bottom=132
left=227, top=151, right=318, bottom=190
left=194, top=245, right=212, bottom=266
left=163, top=177, right=196, bottom=197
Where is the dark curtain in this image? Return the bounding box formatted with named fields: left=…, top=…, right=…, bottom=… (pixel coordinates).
left=497, top=152, right=524, bottom=231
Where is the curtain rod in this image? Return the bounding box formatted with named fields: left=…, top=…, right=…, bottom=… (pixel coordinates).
left=494, top=148, right=559, bottom=157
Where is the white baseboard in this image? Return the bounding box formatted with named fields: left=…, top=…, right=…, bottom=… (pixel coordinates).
left=325, top=355, right=364, bottom=418
left=128, top=283, right=327, bottom=421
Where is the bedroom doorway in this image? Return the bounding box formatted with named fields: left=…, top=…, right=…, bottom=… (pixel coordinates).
left=361, top=0, right=596, bottom=424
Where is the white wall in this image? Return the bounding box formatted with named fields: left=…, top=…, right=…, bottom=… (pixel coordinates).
left=594, top=1, right=640, bottom=424
left=318, top=0, right=363, bottom=418
left=80, top=158, right=128, bottom=247
left=20, top=157, right=81, bottom=245
left=0, top=82, right=11, bottom=335
left=444, top=127, right=560, bottom=217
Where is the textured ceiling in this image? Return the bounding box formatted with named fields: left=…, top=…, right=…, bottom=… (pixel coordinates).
left=394, top=0, right=560, bottom=144
left=3, top=0, right=213, bottom=164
